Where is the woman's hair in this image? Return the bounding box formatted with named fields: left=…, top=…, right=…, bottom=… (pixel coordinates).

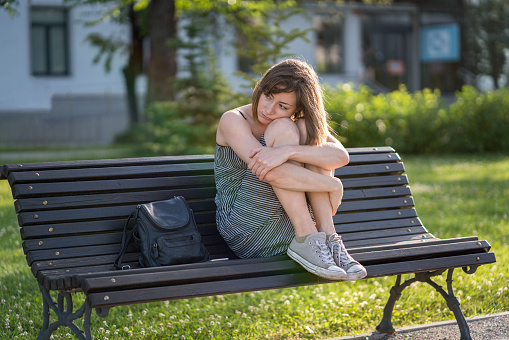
left=252, top=59, right=329, bottom=146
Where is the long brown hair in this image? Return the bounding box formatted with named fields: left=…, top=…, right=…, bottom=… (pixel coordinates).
left=252, top=59, right=329, bottom=146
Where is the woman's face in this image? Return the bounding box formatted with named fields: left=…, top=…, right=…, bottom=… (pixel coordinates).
left=257, top=91, right=297, bottom=124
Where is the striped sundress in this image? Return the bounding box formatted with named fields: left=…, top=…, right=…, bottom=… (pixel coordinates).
left=214, top=135, right=296, bottom=259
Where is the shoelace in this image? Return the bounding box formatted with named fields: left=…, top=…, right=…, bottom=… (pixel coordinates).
left=312, top=239, right=336, bottom=265
left=330, top=236, right=354, bottom=265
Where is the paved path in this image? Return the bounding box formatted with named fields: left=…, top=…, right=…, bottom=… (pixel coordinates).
left=327, top=311, right=509, bottom=340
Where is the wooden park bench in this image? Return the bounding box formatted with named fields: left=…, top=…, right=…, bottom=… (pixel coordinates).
left=1, top=146, right=496, bottom=340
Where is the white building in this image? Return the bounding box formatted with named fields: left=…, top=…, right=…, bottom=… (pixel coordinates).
left=0, top=0, right=462, bottom=147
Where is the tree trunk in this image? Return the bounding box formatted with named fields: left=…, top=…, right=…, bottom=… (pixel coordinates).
left=146, top=0, right=177, bottom=106
left=124, top=5, right=145, bottom=124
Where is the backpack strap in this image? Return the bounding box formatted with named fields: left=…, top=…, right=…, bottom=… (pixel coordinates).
left=114, top=208, right=139, bottom=270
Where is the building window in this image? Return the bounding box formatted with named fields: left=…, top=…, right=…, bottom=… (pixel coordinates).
left=30, top=6, right=70, bottom=76
left=315, top=14, right=344, bottom=74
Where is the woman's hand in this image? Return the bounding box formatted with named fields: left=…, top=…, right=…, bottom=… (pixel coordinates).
left=248, top=146, right=290, bottom=181
left=329, top=177, right=344, bottom=216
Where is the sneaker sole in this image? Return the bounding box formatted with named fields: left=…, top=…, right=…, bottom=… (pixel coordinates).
left=345, top=268, right=368, bottom=281
left=287, top=248, right=347, bottom=281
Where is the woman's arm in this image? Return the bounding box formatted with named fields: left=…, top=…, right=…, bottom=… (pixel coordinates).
left=217, top=110, right=264, bottom=164
left=218, top=111, right=342, bottom=196
left=248, top=119, right=349, bottom=180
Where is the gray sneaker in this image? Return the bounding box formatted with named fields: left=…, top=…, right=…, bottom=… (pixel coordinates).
left=287, top=232, right=347, bottom=281
left=327, top=233, right=367, bottom=281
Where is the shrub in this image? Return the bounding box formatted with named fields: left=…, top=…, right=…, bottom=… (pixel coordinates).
left=442, top=86, right=509, bottom=153
left=325, top=84, right=509, bottom=154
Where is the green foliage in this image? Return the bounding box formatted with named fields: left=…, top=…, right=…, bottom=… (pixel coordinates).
left=116, top=9, right=249, bottom=155
left=464, top=0, right=509, bottom=88
left=0, top=0, right=19, bottom=16
left=326, top=84, right=509, bottom=154
left=223, top=0, right=311, bottom=87
left=443, top=86, right=509, bottom=152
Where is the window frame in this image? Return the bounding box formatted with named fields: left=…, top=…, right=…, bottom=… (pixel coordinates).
left=30, top=5, right=70, bottom=77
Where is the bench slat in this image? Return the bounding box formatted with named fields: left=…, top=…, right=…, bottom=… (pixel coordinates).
left=14, top=185, right=412, bottom=213
left=0, top=147, right=396, bottom=179
left=10, top=162, right=404, bottom=199
left=8, top=162, right=215, bottom=186
left=1, top=155, right=215, bottom=178
left=85, top=252, right=496, bottom=308
left=20, top=216, right=422, bottom=242
left=17, top=196, right=415, bottom=226
left=6, top=152, right=399, bottom=186
left=11, top=175, right=216, bottom=199
left=81, top=239, right=492, bottom=294
left=14, top=187, right=218, bottom=212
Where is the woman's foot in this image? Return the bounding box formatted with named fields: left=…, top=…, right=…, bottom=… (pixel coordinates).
left=327, top=233, right=367, bottom=281
left=287, top=232, right=347, bottom=281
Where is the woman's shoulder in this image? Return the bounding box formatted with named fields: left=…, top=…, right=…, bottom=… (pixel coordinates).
left=221, top=105, right=252, bottom=121
left=217, top=105, right=253, bottom=146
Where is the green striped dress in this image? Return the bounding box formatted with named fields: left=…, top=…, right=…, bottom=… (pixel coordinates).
left=214, top=134, right=295, bottom=258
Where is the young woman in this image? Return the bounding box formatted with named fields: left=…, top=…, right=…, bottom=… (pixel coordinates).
left=214, top=59, right=366, bottom=281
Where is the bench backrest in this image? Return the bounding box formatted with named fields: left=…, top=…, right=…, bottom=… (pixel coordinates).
left=1, top=147, right=426, bottom=290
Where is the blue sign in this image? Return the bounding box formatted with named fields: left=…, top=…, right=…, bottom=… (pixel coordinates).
left=421, top=24, right=460, bottom=62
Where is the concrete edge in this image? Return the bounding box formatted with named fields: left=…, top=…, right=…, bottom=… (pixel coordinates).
left=325, top=311, right=509, bottom=340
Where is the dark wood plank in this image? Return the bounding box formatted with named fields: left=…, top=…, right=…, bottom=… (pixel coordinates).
left=11, top=175, right=216, bottom=199
left=0, top=147, right=394, bottom=178
left=2, top=155, right=214, bottom=179
left=82, top=239, right=490, bottom=294
left=336, top=217, right=423, bottom=233
left=4, top=150, right=398, bottom=186
left=14, top=185, right=411, bottom=213
left=348, top=152, right=400, bottom=164
left=17, top=200, right=217, bottom=227
left=11, top=171, right=409, bottom=201
left=14, top=187, right=218, bottom=212
left=334, top=208, right=418, bottom=224
left=341, top=174, right=409, bottom=189
left=335, top=162, right=405, bottom=177
left=54, top=237, right=486, bottom=290
left=86, top=252, right=496, bottom=308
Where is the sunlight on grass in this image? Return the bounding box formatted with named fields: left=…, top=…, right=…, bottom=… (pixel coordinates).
left=1, top=153, right=508, bottom=339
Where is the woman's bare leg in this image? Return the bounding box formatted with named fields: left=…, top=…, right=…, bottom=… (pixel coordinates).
left=262, top=118, right=317, bottom=237
left=304, top=164, right=339, bottom=235
left=263, top=118, right=347, bottom=280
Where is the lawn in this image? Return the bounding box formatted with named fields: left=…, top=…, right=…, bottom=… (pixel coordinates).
left=0, top=152, right=508, bottom=339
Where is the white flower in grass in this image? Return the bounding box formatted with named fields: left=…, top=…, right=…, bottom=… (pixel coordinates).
left=159, top=313, right=165, bottom=317
left=124, top=327, right=129, bottom=332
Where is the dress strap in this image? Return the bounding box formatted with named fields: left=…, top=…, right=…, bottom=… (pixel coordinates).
left=236, top=109, right=247, bottom=120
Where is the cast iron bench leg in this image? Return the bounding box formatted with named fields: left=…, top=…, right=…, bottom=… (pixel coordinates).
left=37, top=284, right=88, bottom=340
left=376, top=269, right=474, bottom=340
left=84, top=298, right=111, bottom=339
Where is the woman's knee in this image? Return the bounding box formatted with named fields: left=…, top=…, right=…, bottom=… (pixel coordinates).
left=305, top=163, right=334, bottom=177
left=264, top=118, right=300, bottom=146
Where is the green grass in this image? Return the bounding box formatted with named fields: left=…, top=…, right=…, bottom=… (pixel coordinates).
left=1, top=153, right=508, bottom=339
